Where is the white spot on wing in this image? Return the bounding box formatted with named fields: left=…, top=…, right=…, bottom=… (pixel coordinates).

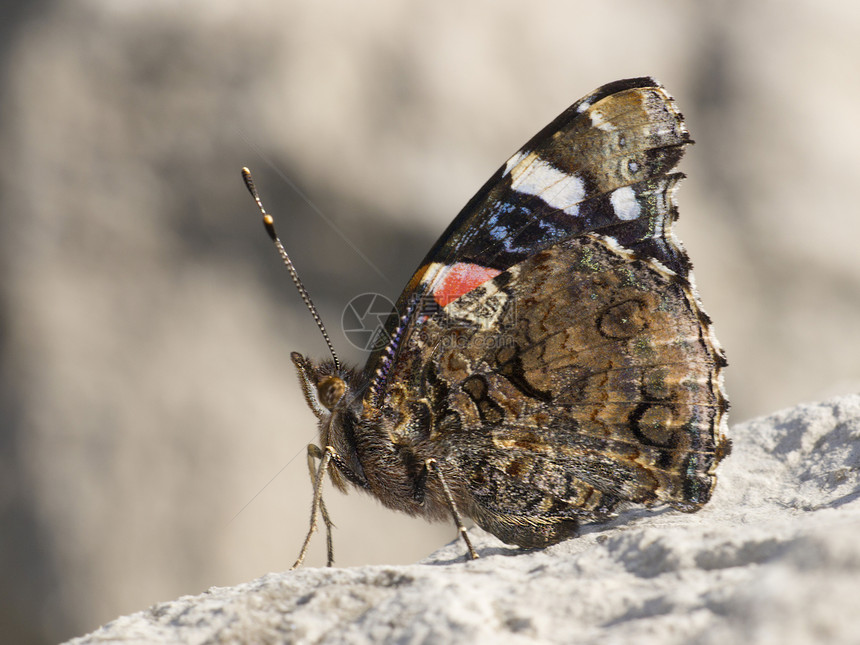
left=503, top=150, right=530, bottom=176
left=646, top=257, right=677, bottom=279
left=589, top=109, right=615, bottom=131
left=610, top=186, right=641, bottom=221
left=594, top=234, right=636, bottom=260
left=508, top=154, right=585, bottom=215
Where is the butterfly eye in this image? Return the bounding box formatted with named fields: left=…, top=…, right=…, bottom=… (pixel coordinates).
left=317, top=376, right=346, bottom=410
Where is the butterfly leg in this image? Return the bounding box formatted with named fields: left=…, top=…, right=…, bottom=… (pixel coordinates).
left=308, top=444, right=338, bottom=567
left=425, top=458, right=479, bottom=561
left=291, top=444, right=336, bottom=569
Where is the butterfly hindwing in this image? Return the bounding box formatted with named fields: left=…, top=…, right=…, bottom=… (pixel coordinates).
left=365, top=233, right=726, bottom=546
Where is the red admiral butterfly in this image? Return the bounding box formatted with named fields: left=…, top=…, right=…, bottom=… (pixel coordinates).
left=243, top=77, right=730, bottom=567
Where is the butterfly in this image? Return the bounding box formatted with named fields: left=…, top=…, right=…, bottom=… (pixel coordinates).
left=242, top=76, right=730, bottom=568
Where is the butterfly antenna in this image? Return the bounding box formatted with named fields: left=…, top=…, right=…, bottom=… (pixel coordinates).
left=241, top=167, right=342, bottom=372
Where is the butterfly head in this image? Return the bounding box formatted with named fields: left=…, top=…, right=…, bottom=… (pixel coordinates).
left=290, top=351, right=358, bottom=418
left=291, top=351, right=365, bottom=492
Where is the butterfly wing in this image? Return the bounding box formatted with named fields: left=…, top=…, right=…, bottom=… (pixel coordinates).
left=364, top=77, right=694, bottom=405
left=356, top=77, right=728, bottom=547
left=366, top=233, right=727, bottom=546
left=416, top=76, right=692, bottom=275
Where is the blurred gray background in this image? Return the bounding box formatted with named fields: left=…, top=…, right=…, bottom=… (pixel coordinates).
left=1, top=1, right=858, bottom=642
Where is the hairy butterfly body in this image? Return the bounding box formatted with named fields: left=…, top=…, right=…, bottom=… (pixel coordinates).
left=245, top=76, right=730, bottom=567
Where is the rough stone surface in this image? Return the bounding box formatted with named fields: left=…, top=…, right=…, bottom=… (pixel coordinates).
left=66, top=395, right=860, bottom=644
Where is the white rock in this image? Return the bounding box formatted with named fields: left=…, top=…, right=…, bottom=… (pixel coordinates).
left=65, top=395, right=860, bottom=644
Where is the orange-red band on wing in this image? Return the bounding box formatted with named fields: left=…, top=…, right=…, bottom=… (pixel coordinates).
left=432, top=262, right=501, bottom=307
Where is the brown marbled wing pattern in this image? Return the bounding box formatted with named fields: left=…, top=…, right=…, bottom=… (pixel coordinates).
left=374, top=234, right=729, bottom=548
left=364, top=79, right=695, bottom=408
